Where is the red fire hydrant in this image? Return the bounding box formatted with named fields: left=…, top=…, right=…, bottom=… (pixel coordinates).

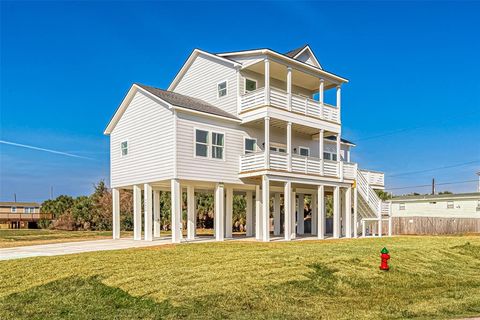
left=379, top=247, right=390, bottom=271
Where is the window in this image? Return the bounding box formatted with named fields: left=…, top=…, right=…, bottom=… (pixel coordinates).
left=270, top=144, right=287, bottom=153
left=211, top=132, right=224, bottom=159
left=299, top=147, right=310, bottom=157
left=399, top=203, right=405, bottom=210
left=24, top=207, right=34, bottom=214
left=218, top=81, right=227, bottom=97
left=195, top=129, right=209, bottom=157
left=245, top=78, right=257, bottom=92
left=121, top=141, right=128, bottom=156
left=11, top=207, right=17, bottom=213
left=476, top=200, right=480, bottom=211
left=244, top=138, right=257, bottom=154
left=323, top=152, right=337, bottom=161
left=447, top=201, right=454, bottom=209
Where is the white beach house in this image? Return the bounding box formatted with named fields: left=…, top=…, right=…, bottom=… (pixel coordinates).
left=104, top=45, right=391, bottom=243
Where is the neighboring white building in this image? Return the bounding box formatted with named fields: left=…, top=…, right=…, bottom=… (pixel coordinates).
left=104, top=45, right=390, bottom=243
left=391, top=193, right=480, bottom=219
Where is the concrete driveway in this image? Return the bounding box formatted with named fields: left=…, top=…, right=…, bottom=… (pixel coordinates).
left=0, top=237, right=181, bottom=261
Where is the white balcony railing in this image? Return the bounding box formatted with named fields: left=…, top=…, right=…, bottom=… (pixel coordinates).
left=239, top=151, right=356, bottom=180
left=359, top=169, right=385, bottom=187
left=240, top=87, right=340, bottom=123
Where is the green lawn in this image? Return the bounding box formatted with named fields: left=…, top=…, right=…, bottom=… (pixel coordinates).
left=1, top=235, right=479, bottom=319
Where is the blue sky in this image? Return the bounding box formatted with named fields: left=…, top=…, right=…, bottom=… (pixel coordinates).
left=1, top=1, right=479, bottom=202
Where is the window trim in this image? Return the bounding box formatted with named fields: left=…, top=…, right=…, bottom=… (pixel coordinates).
left=323, top=151, right=337, bottom=161
left=298, top=146, right=310, bottom=157
left=211, top=131, right=225, bottom=160
left=193, top=127, right=226, bottom=161
left=217, top=80, right=228, bottom=98
left=11, top=207, right=17, bottom=213
left=120, top=140, right=129, bottom=157
left=270, top=142, right=287, bottom=153
left=244, top=77, right=258, bottom=93
left=244, top=137, right=257, bottom=154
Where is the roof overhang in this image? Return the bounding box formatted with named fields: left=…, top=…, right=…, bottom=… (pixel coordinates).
left=167, top=49, right=241, bottom=92
left=218, top=48, right=348, bottom=84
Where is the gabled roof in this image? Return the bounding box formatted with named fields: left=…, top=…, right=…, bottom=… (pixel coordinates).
left=325, top=135, right=356, bottom=146
left=168, top=49, right=240, bottom=91
left=285, top=45, right=308, bottom=58
left=104, top=84, right=240, bottom=135
left=136, top=84, right=239, bottom=121
left=285, top=44, right=322, bottom=69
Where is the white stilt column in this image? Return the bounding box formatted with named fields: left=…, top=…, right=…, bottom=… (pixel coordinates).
left=261, top=175, right=270, bottom=242
left=362, top=220, right=366, bottom=237
left=225, top=186, right=233, bottom=238
left=345, top=186, right=352, bottom=238
left=297, top=193, right=304, bottom=235
left=274, top=193, right=281, bottom=236
left=291, top=189, right=296, bottom=240
left=144, top=184, right=153, bottom=241
left=255, top=185, right=262, bottom=240
left=171, top=179, right=182, bottom=243
left=284, top=181, right=292, bottom=240
left=353, top=187, right=358, bottom=238
left=112, top=188, right=120, bottom=240
left=214, top=183, right=225, bottom=241
left=378, top=210, right=383, bottom=238
left=317, top=185, right=325, bottom=239
left=133, top=185, right=142, bottom=241
left=333, top=186, right=340, bottom=238
left=153, top=190, right=161, bottom=238
left=311, top=191, right=317, bottom=235
left=187, top=186, right=195, bottom=240
left=246, top=191, right=253, bottom=237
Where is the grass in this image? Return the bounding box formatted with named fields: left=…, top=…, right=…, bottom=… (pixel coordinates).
left=1, top=235, right=480, bottom=319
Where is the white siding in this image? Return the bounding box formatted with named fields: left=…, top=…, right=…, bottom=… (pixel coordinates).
left=391, top=197, right=480, bottom=218
left=176, top=112, right=255, bottom=184
left=173, top=54, right=238, bottom=115
left=110, top=91, right=174, bottom=187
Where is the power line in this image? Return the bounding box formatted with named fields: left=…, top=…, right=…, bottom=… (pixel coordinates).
left=385, top=179, right=478, bottom=191
left=387, top=160, right=480, bottom=177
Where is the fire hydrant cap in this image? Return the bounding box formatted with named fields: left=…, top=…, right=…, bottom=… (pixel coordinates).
left=381, top=247, right=389, bottom=254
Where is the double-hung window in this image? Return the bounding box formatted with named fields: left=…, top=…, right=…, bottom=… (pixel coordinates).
left=121, top=141, right=128, bottom=156
left=195, top=129, right=225, bottom=160
left=299, top=147, right=310, bottom=157
left=211, top=132, right=224, bottom=159
left=323, top=152, right=337, bottom=161
left=195, top=129, right=209, bottom=157
left=245, top=138, right=257, bottom=154
left=218, top=81, right=227, bottom=98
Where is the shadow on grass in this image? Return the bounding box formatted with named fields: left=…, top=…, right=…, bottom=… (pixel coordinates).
left=0, top=276, right=177, bottom=320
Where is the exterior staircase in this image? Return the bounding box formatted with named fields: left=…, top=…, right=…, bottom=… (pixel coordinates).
left=355, top=169, right=391, bottom=236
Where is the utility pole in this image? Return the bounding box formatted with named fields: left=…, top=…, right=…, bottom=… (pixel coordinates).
left=477, top=171, right=480, bottom=192
left=14, top=193, right=16, bottom=202
left=431, top=178, right=435, bottom=195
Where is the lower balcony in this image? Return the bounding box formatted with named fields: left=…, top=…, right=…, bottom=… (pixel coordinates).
left=239, top=151, right=357, bottom=180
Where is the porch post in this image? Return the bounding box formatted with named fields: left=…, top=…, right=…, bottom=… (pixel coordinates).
left=353, top=186, right=358, bottom=238
left=319, top=129, right=324, bottom=176
left=287, top=121, right=292, bottom=172
left=284, top=181, right=292, bottom=240
left=265, top=116, right=270, bottom=170
left=133, top=185, right=142, bottom=241
left=317, top=185, right=325, bottom=239
left=255, top=185, right=262, bottom=240
left=378, top=206, right=383, bottom=238
left=388, top=215, right=393, bottom=236
left=144, top=183, right=153, bottom=241
left=225, top=186, right=233, bottom=238
left=273, top=192, right=281, bottom=236
left=336, top=85, right=341, bottom=114
left=297, top=193, right=304, bottom=235
left=311, top=190, right=317, bottom=235
left=264, top=58, right=270, bottom=105
left=291, top=189, right=297, bottom=239
left=153, top=190, right=161, bottom=238
left=187, top=185, right=195, bottom=240
left=214, top=183, right=225, bottom=241
left=171, top=179, right=182, bottom=243
left=362, top=220, right=366, bottom=237
left=333, top=186, right=340, bottom=238
left=319, top=79, right=324, bottom=117
left=112, top=188, right=120, bottom=240
left=246, top=190, right=253, bottom=237
left=261, top=175, right=270, bottom=242
left=287, top=66, right=292, bottom=111
left=345, top=186, right=352, bottom=238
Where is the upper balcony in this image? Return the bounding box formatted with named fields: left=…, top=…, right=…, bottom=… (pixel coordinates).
left=240, top=87, right=339, bottom=123
left=237, top=56, right=344, bottom=128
